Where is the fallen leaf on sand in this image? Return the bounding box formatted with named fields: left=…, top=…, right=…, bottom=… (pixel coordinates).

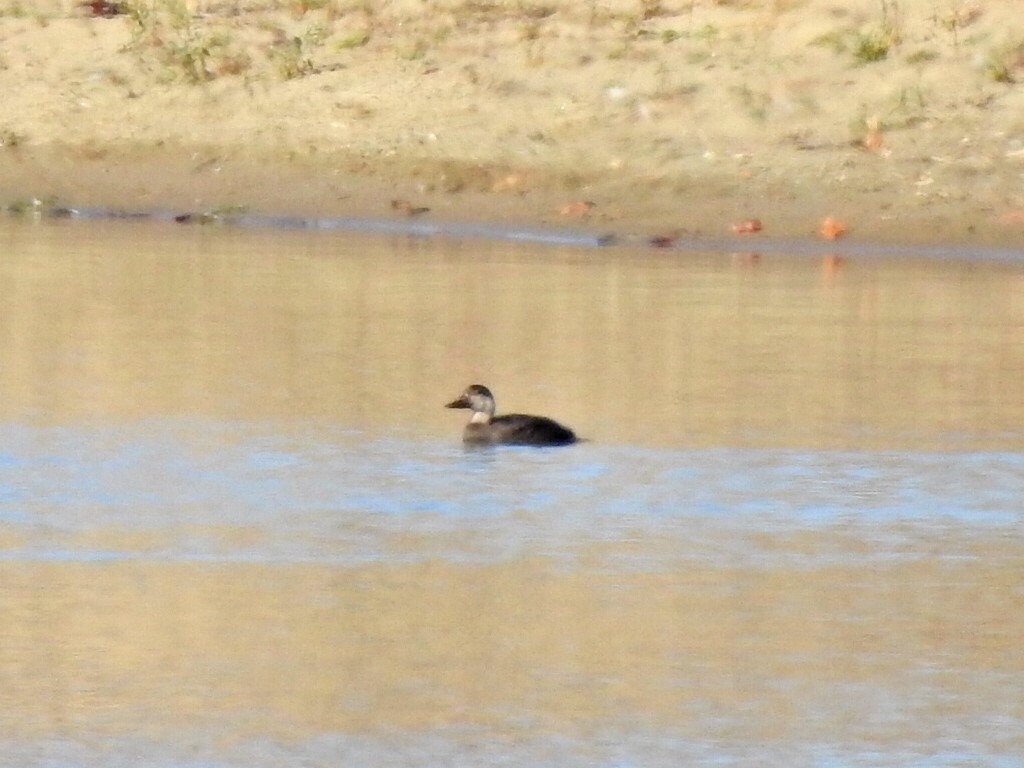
left=819, top=216, right=848, bottom=240
left=78, top=0, right=126, bottom=16
left=995, top=209, right=1024, bottom=225
left=861, top=116, right=883, bottom=151
left=492, top=173, right=524, bottom=192
left=557, top=201, right=596, bottom=216
left=731, top=218, right=763, bottom=234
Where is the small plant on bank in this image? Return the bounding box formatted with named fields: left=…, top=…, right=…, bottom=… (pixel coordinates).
left=812, top=0, right=902, bottom=66
left=812, top=22, right=898, bottom=65
left=123, top=0, right=250, bottom=83
left=938, top=5, right=982, bottom=49
left=853, top=29, right=892, bottom=63
left=519, top=19, right=544, bottom=64
left=0, top=128, right=24, bottom=147
left=270, top=24, right=328, bottom=79
left=905, top=49, right=938, bottom=65
left=809, top=29, right=848, bottom=55
left=855, top=0, right=902, bottom=63
left=1, top=1, right=27, bottom=17
left=985, top=54, right=1013, bottom=84
left=984, top=42, right=1024, bottom=83
left=332, top=30, right=370, bottom=51
left=123, top=0, right=152, bottom=48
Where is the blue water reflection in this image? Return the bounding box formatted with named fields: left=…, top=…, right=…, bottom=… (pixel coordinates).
left=1, top=421, right=1020, bottom=566
left=1, top=420, right=1022, bottom=767
left=4, top=730, right=1024, bottom=768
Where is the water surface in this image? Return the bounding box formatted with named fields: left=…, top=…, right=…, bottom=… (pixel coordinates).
left=1, top=219, right=1022, bottom=766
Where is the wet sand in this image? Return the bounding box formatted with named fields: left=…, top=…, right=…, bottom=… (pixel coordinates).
left=2, top=0, right=1024, bottom=247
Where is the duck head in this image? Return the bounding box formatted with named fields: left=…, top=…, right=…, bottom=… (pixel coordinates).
left=445, top=384, right=496, bottom=423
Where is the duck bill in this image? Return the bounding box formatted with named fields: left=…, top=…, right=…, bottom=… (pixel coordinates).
left=445, top=395, right=470, bottom=409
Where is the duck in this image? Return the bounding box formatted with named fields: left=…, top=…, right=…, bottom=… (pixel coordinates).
left=445, top=384, right=577, bottom=446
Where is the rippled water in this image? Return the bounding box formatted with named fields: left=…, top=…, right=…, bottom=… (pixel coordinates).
left=1, top=218, right=1022, bottom=766
left=2, top=423, right=1022, bottom=564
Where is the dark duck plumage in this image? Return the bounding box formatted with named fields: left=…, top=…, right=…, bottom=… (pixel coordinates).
left=445, top=384, right=577, bottom=446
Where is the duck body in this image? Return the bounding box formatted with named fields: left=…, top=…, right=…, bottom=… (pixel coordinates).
left=462, top=413, right=577, bottom=446
left=446, top=384, right=577, bottom=447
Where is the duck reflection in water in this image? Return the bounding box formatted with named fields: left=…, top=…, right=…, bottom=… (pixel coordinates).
left=445, top=384, right=577, bottom=447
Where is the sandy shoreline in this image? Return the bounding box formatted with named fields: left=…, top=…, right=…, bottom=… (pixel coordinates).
left=2, top=1, right=1024, bottom=248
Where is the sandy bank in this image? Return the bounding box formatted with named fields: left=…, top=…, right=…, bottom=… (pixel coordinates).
left=2, top=0, right=1024, bottom=247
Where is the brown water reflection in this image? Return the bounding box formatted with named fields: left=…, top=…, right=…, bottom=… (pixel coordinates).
left=1, top=219, right=1023, bottom=764
left=1, top=552, right=1022, bottom=744
left=1, top=219, right=1022, bottom=448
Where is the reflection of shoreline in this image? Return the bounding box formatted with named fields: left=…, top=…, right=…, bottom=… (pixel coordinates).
left=1, top=552, right=1021, bottom=737
left=1, top=225, right=1022, bottom=449
left=8, top=203, right=1024, bottom=263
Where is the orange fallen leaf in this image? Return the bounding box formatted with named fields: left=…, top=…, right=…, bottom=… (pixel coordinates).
left=492, top=173, right=524, bottom=192
left=557, top=201, right=596, bottom=217
left=819, top=216, right=848, bottom=240
left=996, top=209, right=1024, bottom=225
left=863, top=127, right=883, bottom=151
left=731, top=218, right=763, bottom=234
left=862, top=116, right=883, bottom=151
